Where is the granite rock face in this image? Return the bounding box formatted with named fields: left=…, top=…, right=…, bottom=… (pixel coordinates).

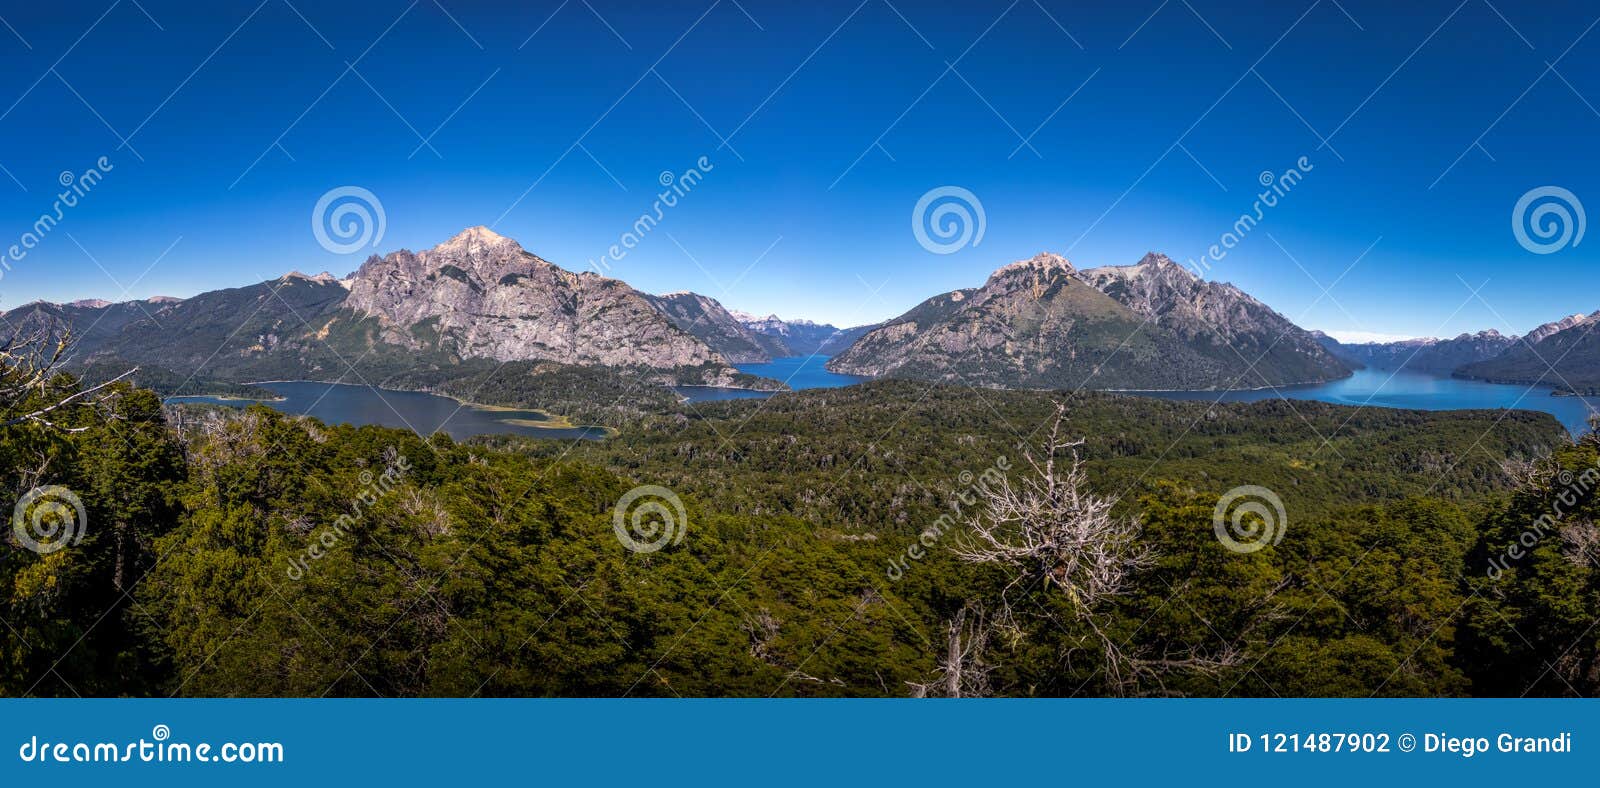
left=646, top=291, right=789, bottom=364
left=343, top=226, right=729, bottom=369
left=827, top=252, right=1349, bottom=390
left=1075, top=252, right=1346, bottom=384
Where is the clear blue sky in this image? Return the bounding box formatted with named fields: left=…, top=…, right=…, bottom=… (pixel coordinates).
left=0, top=0, right=1596, bottom=339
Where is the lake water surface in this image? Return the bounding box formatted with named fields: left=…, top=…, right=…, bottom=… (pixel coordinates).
left=167, top=365, right=1600, bottom=440
left=167, top=381, right=610, bottom=441
left=678, top=355, right=870, bottom=403
left=1126, top=367, right=1600, bottom=437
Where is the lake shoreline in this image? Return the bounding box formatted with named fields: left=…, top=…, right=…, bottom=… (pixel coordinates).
left=168, top=380, right=614, bottom=440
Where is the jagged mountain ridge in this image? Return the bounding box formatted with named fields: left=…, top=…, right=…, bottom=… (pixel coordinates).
left=344, top=226, right=726, bottom=369
left=1317, top=330, right=1518, bottom=375
left=1457, top=312, right=1600, bottom=393
left=3, top=227, right=790, bottom=390
left=731, top=311, right=880, bottom=357
left=1075, top=253, right=1343, bottom=384
left=827, top=252, right=1349, bottom=390
left=646, top=292, right=789, bottom=364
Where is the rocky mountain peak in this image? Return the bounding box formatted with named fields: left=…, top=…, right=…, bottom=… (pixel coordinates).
left=342, top=227, right=730, bottom=370
left=1525, top=312, right=1598, bottom=345
left=1080, top=252, right=1197, bottom=284
left=995, top=252, right=1074, bottom=275
left=279, top=271, right=342, bottom=284
left=439, top=225, right=517, bottom=252
left=985, top=253, right=1076, bottom=295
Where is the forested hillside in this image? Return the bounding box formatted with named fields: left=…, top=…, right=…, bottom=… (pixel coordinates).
left=6, top=346, right=1599, bottom=697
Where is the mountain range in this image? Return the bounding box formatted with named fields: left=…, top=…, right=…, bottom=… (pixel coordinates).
left=827, top=252, right=1349, bottom=390
left=730, top=311, right=878, bottom=357
left=19, top=225, right=1600, bottom=401
left=1314, top=330, right=1517, bottom=376
left=1314, top=312, right=1600, bottom=394
left=2, top=227, right=886, bottom=398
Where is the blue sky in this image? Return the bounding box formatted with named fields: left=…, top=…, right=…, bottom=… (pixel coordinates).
left=0, top=0, right=1597, bottom=339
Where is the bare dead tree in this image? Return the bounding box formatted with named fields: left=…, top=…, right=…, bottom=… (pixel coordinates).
left=949, top=402, right=1242, bottom=695
left=741, top=608, right=781, bottom=663
left=909, top=600, right=996, bottom=698
left=0, top=322, right=135, bottom=433
left=1561, top=521, right=1600, bottom=569
left=951, top=403, right=1151, bottom=607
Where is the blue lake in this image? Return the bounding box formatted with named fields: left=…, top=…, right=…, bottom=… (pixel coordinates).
left=677, top=355, right=870, bottom=403
left=166, top=381, right=610, bottom=441
left=684, top=361, right=1598, bottom=436
left=167, top=365, right=1600, bottom=440
left=1125, top=367, right=1600, bottom=437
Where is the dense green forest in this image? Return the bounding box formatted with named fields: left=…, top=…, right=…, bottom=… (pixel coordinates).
left=7, top=349, right=1600, bottom=697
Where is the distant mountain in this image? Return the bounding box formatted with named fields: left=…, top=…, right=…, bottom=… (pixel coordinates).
left=826, top=252, right=1348, bottom=390
left=731, top=312, right=879, bottom=357
left=6, top=297, right=173, bottom=352
left=344, top=227, right=728, bottom=370
left=1457, top=313, right=1600, bottom=393
left=1075, top=253, right=1345, bottom=385
left=647, top=292, right=789, bottom=364
left=5, top=226, right=768, bottom=392
left=1525, top=312, right=1598, bottom=345
left=13, top=274, right=375, bottom=379
left=1318, top=330, right=1517, bottom=376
